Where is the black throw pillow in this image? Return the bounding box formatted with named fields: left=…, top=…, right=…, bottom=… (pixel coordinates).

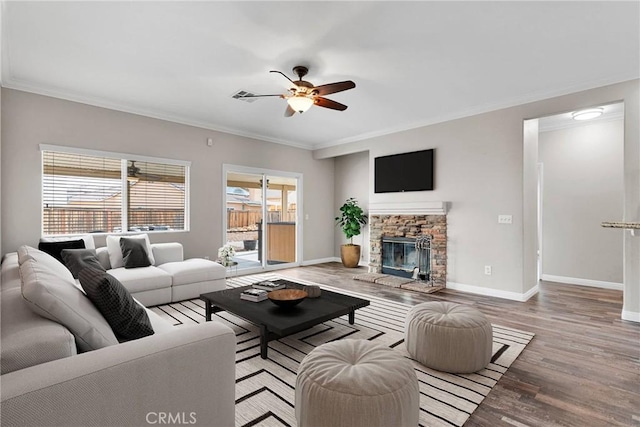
left=61, top=248, right=106, bottom=279
left=38, top=239, right=86, bottom=264
left=78, top=267, right=154, bottom=341
left=119, top=237, right=151, bottom=269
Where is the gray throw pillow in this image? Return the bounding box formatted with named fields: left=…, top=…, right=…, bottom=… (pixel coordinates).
left=120, top=237, right=151, bottom=269
left=61, top=248, right=106, bottom=279
left=78, top=267, right=154, bottom=341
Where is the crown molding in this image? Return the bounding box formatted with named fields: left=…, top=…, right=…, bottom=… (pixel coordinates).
left=1, top=77, right=314, bottom=151
left=3, top=69, right=637, bottom=153
left=311, top=74, right=639, bottom=151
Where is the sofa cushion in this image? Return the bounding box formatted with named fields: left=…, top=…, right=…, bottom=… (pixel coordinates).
left=38, top=239, right=86, bottom=264
left=61, top=248, right=106, bottom=279
left=120, top=237, right=152, bottom=269
left=106, top=234, right=155, bottom=269
left=17, top=245, right=76, bottom=283
left=107, top=266, right=172, bottom=293
left=78, top=267, right=154, bottom=341
left=1, top=287, right=77, bottom=374
left=19, top=255, right=119, bottom=352
left=157, top=259, right=226, bottom=286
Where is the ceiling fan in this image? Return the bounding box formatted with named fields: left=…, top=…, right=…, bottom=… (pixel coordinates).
left=244, top=66, right=356, bottom=116
left=127, top=161, right=162, bottom=182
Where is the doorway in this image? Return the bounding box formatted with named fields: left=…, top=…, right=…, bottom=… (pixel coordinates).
left=223, top=165, right=302, bottom=273
left=527, top=102, right=625, bottom=290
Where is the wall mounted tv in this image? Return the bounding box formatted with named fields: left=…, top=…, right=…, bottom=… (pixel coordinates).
left=374, top=149, right=434, bottom=193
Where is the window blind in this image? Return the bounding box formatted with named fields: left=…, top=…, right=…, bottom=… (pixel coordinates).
left=127, top=160, right=186, bottom=231
left=43, top=150, right=188, bottom=236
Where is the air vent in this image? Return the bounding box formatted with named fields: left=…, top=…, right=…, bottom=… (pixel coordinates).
left=231, top=90, right=258, bottom=103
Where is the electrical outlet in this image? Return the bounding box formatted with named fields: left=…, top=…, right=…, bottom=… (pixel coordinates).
left=484, top=265, right=492, bottom=275
left=498, top=215, right=513, bottom=224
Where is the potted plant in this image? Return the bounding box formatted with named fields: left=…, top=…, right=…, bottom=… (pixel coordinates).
left=335, top=198, right=367, bottom=268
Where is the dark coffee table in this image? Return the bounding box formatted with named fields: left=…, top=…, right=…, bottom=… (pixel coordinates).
left=200, top=279, right=370, bottom=359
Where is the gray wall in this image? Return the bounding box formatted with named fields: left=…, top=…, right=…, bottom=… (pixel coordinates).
left=334, top=151, right=369, bottom=263
left=540, top=120, right=624, bottom=284
left=316, top=79, right=639, bottom=319
left=1, top=89, right=336, bottom=261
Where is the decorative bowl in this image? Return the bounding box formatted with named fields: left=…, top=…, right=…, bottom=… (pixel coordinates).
left=268, top=289, right=308, bottom=308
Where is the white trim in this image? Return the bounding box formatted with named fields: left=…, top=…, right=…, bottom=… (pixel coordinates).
left=39, top=144, right=192, bottom=167
left=541, top=274, right=623, bottom=291
left=369, top=201, right=448, bottom=215
left=447, top=281, right=539, bottom=302
left=621, top=310, right=640, bottom=323
left=301, top=257, right=341, bottom=266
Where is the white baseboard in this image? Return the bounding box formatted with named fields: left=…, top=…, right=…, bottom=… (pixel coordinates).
left=446, top=281, right=539, bottom=302
left=301, top=257, right=341, bottom=266
left=541, top=274, right=623, bottom=291
left=621, top=310, right=640, bottom=323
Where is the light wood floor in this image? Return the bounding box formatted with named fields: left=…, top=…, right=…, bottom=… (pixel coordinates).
left=272, top=262, right=639, bottom=427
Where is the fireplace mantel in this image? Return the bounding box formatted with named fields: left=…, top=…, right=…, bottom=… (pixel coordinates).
left=368, top=201, right=447, bottom=215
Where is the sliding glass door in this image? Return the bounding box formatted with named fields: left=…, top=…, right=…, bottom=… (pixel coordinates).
left=223, top=165, right=301, bottom=272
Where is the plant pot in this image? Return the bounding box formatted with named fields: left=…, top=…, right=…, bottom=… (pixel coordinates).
left=243, top=240, right=257, bottom=251
left=340, top=244, right=361, bottom=268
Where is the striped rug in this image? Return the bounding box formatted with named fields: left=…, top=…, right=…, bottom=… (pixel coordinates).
left=151, top=273, right=534, bottom=427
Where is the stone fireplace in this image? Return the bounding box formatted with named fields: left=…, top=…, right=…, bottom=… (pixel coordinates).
left=369, top=201, right=447, bottom=287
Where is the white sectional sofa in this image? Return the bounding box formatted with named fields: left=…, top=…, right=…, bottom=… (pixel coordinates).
left=95, top=241, right=227, bottom=306
left=0, top=247, right=236, bottom=426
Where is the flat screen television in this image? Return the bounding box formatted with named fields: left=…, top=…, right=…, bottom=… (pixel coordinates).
left=374, top=149, right=434, bottom=193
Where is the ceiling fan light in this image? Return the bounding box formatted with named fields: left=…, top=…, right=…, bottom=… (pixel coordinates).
left=572, top=108, right=603, bottom=121
left=287, top=96, right=314, bottom=113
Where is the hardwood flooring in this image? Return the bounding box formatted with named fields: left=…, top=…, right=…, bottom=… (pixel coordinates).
left=273, top=262, right=640, bottom=427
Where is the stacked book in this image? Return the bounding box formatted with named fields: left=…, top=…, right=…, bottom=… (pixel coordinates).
left=252, top=281, right=286, bottom=291
left=240, top=288, right=268, bottom=302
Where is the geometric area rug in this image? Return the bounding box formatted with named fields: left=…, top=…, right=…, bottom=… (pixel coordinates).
left=151, top=273, right=534, bottom=427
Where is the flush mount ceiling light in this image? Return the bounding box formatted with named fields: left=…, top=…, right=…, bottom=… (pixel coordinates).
left=572, top=108, right=604, bottom=121
left=287, top=95, right=314, bottom=114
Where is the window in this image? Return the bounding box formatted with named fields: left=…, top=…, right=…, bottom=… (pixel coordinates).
left=42, top=146, right=189, bottom=236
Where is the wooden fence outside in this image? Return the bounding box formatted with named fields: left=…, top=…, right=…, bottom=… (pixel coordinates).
left=43, top=207, right=184, bottom=234
left=227, top=210, right=296, bottom=229
left=43, top=207, right=294, bottom=234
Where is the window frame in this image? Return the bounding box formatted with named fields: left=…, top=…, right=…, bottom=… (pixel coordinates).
left=40, top=144, right=191, bottom=236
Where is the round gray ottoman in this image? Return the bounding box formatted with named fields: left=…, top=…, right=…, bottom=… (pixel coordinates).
left=295, top=339, right=419, bottom=427
left=405, top=302, right=493, bottom=373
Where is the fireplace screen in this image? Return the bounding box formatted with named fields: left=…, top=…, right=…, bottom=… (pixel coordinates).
left=381, top=236, right=431, bottom=280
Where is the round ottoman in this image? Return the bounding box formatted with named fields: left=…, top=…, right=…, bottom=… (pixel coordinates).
left=405, top=302, right=493, bottom=373
left=295, top=339, right=419, bottom=427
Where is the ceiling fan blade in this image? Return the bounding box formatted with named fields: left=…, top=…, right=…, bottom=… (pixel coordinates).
left=241, top=94, right=283, bottom=98
left=284, top=105, right=296, bottom=117
left=312, top=80, right=356, bottom=96
left=314, top=97, right=348, bottom=111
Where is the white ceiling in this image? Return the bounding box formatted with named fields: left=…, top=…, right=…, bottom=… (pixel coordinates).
left=2, top=1, right=639, bottom=150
